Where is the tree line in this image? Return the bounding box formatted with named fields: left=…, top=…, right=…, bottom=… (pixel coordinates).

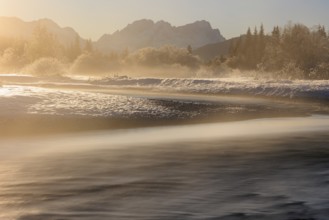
left=1, top=22, right=329, bottom=79
left=227, top=23, right=329, bottom=79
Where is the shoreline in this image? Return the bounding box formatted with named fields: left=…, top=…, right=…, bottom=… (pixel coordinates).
left=1, top=73, right=329, bottom=104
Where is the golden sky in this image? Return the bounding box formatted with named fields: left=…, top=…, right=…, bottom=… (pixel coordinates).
left=0, top=0, right=328, bottom=40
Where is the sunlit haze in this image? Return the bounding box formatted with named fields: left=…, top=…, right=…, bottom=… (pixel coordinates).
left=0, top=0, right=329, bottom=39
left=1, top=0, right=329, bottom=219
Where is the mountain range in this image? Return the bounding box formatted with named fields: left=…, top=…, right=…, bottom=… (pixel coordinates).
left=95, top=19, right=225, bottom=53
left=0, top=17, right=227, bottom=59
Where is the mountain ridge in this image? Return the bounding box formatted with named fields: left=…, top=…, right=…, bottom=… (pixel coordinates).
left=95, top=19, right=225, bottom=53
left=0, top=16, right=82, bottom=47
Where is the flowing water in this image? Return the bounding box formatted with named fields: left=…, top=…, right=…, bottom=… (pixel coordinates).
left=1, top=75, right=329, bottom=219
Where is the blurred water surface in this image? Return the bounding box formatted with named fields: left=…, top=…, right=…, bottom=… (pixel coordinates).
left=1, top=117, right=329, bottom=220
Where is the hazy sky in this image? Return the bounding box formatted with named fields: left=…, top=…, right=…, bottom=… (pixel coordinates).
left=0, top=0, right=329, bottom=40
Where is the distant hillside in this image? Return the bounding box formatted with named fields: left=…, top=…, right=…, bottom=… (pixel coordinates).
left=0, top=17, right=83, bottom=46
left=194, top=37, right=239, bottom=61
left=95, top=19, right=225, bottom=53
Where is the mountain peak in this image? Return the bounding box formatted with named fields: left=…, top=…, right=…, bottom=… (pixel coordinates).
left=193, top=20, right=211, bottom=26
left=128, top=19, right=154, bottom=27
left=37, top=18, right=58, bottom=26
left=155, top=20, right=171, bottom=26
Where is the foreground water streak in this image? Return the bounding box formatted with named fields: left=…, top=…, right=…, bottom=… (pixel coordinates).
left=1, top=116, right=329, bottom=220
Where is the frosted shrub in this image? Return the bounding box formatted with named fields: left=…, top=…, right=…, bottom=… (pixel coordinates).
left=70, top=53, right=110, bottom=74
left=309, top=63, right=329, bottom=79
left=0, top=47, right=26, bottom=72
left=127, top=46, right=201, bottom=69
left=278, top=62, right=304, bottom=79
left=24, top=57, right=67, bottom=76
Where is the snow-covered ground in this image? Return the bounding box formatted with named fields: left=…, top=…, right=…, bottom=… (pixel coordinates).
left=91, top=76, right=329, bottom=100
left=2, top=74, right=329, bottom=100
left=1, top=74, right=329, bottom=119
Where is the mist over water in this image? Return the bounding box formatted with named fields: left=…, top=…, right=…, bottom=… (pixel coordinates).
left=1, top=126, right=329, bottom=219
left=1, top=75, right=329, bottom=219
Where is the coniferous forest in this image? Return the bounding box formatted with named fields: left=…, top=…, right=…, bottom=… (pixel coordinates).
left=227, top=23, right=329, bottom=79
